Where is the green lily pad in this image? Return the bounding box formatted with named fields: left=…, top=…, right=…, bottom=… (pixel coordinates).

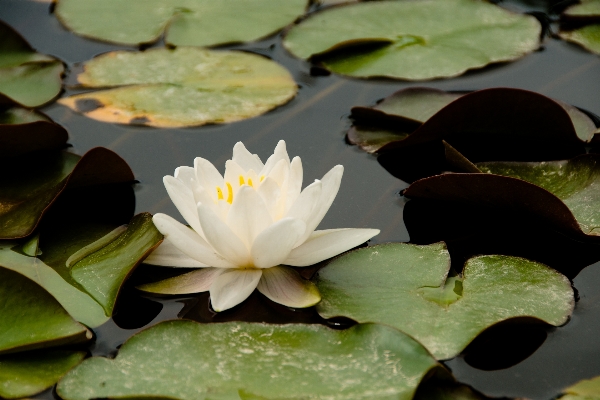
left=0, top=212, right=163, bottom=327
left=0, top=266, right=90, bottom=355
left=559, top=375, right=600, bottom=400
left=315, top=242, right=574, bottom=360
left=562, top=0, right=600, bottom=20
left=560, top=24, right=600, bottom=55
left=55, top=0, right=307, bottom=46
left=0, top=349, right=85, bottom=399
left=57, top=320, right=439, bottom=400
left=349, top=88, right=598, bottom=154
left=283, top=0, right=541, bottom=80
left=0, top=106, right=68, bottom=158
left=0, top=21, right=64, bottom=107
left=559, top=1, right=600, bottom=55
left=59, top=48, right=297, bottom=128
left=0, top=147, right=134, bottom=239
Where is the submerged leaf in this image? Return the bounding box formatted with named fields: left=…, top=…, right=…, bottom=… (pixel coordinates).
left=315, top=242, right=574, bottom=360
left=0, top=266, right=90, bottom=355
left=0, top=349, right=85, bottom=399
left=0, top=21, right=63, bottom=107
left=0, top=147, right=133, bottom=239
left=57, top=321, right=439, bottom=400
left=55, top=0, right=306, bottom=46
left=283, top=0, right=541, bottom=80
left=59, top=48, right=297, bottom=128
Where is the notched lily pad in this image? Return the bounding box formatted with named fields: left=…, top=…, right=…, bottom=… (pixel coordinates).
left=315, top=242, right=574, bottom=360
left=405, top=154, right=600, bottom=243
left=0, top=266, right=90, bottom=355
left=0, top=147, right=134, bottom=239
left=0, top=349, right=85, bottom=399
left=59, top=48, right=297, bottom=128
left=0, top=105, right=68, bottom=158
left=283, top=0, right=541, bottom=80
left=55, top=0, right=307, bottom=47
left=0, top=21, right=64, bottom=107
left=57, top=320, right=439, bottom=400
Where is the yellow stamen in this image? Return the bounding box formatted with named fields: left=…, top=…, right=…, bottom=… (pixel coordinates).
left=226, top=182, right=233, bottom=204
left=239, top=176, right=245, bottom=186
left=260, top=176, right=265, bottom=182
left=216, top=187, right=224, bottom=200
left=248, top=178, right=254, bottom=187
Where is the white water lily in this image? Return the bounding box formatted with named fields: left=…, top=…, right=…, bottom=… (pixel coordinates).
left=142, top=140, right=379, bottom=311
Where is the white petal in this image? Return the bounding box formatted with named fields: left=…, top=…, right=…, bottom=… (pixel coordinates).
left=174, top=166, right=195, bottom=188
left=152, top=214, right=236, bottom=268
left=144, top=238, right=209, bottom=268
left=285, top=228, right=380, bottom=267
left=210, top=269, right=262, bottom=312
left=285, top=156, right=303, bottom=213
left=285, top=180, right=321, bottom=229
left=265, top=159, right=289, bottom=188
left=257, top=266, right=321, bottom=308
left=226, top=186, right=273, bottom=249
left=232, top=142, right=264, bottom=172
left=194, top=186, right=223, bottom=220
left=300, top=165, right=344, bottom=243
left=137, top=268, right=223, bottom=294
left=197, top=203, right=251, bottom=266
left=251, top=218, right=306, bottom=269
left=163, top=175, right=203, bottom=236
left=194, top=157, right=224, bottom=200
left=261, top=140, right=290, bottom=176
left=257, top=177, right=281, bottom=221
left=223, top=159, right=247, bottom=194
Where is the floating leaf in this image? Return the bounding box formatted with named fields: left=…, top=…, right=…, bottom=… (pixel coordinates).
left=58, top=321, right=439, bottom=400
left=283, top=0, right=541, bottom=80
left=559, top=1, right=600, bottom=55
left=376, top=88, right=588, bottom=182
left=559, top=24, right=600, bottom=55
left=0, top=147, right=134, bottom=239
left=405, top=154, right=600, bottom=242
left=55, top=0, right=307, bottom=46
left=559, top=375, right=600, bottom=400
left=0, top=349, right=85, bottom=399
left=0, top=266, right=90, bottom=354
left=0, top=21, right=63, bottom=107
left=59, top=48, right=297, bottom=128
left=562, top=0, right=600, bottom=19
left=0, top=105, right=68, bottom=158
left=315, top=242, right=574, bottom=360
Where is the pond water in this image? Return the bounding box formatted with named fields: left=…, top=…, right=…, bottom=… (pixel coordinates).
left=2, top=0, right=600, bottom=398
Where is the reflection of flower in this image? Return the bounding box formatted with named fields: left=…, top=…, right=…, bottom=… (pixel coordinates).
left=144, top=141, right=379, bottom=311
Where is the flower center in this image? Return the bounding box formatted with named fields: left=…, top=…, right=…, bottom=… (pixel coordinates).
left=216, top=174, right=266, bottom=204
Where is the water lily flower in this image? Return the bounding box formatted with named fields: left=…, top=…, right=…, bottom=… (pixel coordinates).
left=142, top=140, right=379, bottom=311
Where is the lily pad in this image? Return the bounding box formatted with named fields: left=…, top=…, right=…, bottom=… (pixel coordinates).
left=315, top=242, right=574, bottom=360
left=0, top=147, right=134, bottom=239
left=59, top=48, right=297, bottom=128
left=376, top=88, right=588, bottom=182
left=58, top=320, right=439, bottom=400
left=0, top=21, right=64, bottom=107
left=0, top=212, right=162, bottom=327
left=405, top=154, right=600, bottom=241
left=0, top=349, right=85, bottom=399
left=350, top=88, right=598, bottom=154
left=559, top=1, right=600, bottom=55
left=0, top=266, right=90, bottom=354
left=559, top=375, right=600, bottom=400
left=55, top=0, right=307, bottom=46
left=559, top=24, right=600, bottom=55
left=283, top=0, right=541, bottom=80
left=0, top=106, right=68, bottom=158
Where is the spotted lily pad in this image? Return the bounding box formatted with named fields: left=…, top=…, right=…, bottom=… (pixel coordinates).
left=59, top=48, right=297, bottom=128
left=0, top=266, right=90, bottom=354
left=0, top=349, right=85, bottom=399
left=55, top=0, right=307, bottom=46
left=57, top=321, right=439, bottom=400
left=0, top=147, right=133, bottom=239
left=315, top=242, right=574, bottom=360
left=283, top=0, right=541, bottom=80
left=0, top=21, right=63, bottom=107
left=559, top=375, right=600, bottom=400
left=0, top=213, right=163, bottom=327
left=0, top=105, right=68, bottom=158
left=405, top=154, right=600, bottom=241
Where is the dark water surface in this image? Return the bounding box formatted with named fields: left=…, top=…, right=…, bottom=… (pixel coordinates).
left=2, top=1, right=600, bottom=399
